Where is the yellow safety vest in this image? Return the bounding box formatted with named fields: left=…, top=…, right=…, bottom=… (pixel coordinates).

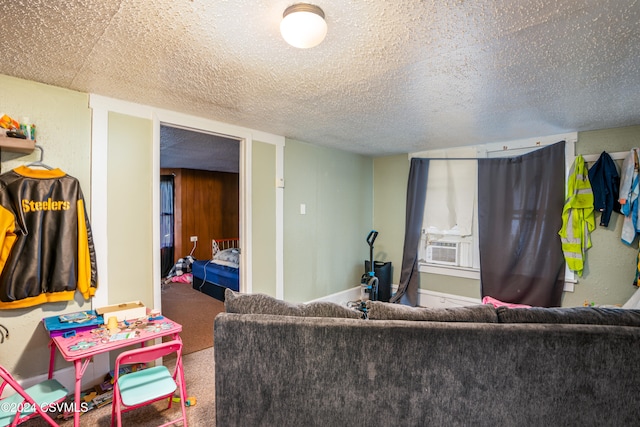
left=559, top=155, right=595, bottom=276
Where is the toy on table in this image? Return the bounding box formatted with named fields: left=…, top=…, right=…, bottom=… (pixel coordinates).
left=68, top=341, right=97, bottom=351
left=62, top=312, right=175, bottom=351
left=107, top=316, right=119, bottom=333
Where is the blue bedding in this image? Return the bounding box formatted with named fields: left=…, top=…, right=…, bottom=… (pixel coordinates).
left=192, top=260, right=239, bottom=301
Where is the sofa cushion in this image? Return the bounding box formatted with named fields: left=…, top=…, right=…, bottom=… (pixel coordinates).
left=303, top=301, right=363, bottom=318
left=366, top=300, right=498, bottom=322
left=225, top=288, right=303, bottom=315
left=497, top=306, right=640, bottom=326
left=224, top=289, right=363, bottom=319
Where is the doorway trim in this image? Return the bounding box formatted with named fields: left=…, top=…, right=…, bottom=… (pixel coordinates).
left=89, top=94, right=285, bottom=310
left=155, top=118, right=249, bottom=308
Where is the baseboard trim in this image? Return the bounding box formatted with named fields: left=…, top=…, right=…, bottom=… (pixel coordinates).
left=309, top=286, right=481, bottom=308
left=306, top=287, right=361, bottom=305
left=418, top=289, right=482, bottom=308
left=6, top=354, right=109, bottom=400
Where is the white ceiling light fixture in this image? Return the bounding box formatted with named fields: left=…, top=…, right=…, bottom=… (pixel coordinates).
left=280, top=3, right=327, bottom=49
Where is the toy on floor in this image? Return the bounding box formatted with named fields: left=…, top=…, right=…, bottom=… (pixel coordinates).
left=172, top=396, right=196, bottom=406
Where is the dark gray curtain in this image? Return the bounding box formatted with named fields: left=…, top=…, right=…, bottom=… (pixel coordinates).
left=390, top=158, right=429, bottom=306
left=477, top=141, right=566, bottom=307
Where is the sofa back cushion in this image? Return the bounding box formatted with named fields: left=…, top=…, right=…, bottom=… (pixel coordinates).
left=224, top=289, right=363, bottom=319
left=303, top=301, right=363, bottom=318
left=366, top=300, right=498, bottom=322
left=497, top=306, right=640, bottom=326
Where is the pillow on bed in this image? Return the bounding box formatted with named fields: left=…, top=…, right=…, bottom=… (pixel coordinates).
left=224, top=289, right=362, bottom=319
left=366, top=300, right=498, bottom=322
left=213, top=248, right=240, bottom=268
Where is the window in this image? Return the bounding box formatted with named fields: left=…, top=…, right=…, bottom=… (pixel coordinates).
left=160, top=175, right=175, bottom=277
left=414, top=133, right=577, bottom=289
left=418, top=146, right=480, bottom=278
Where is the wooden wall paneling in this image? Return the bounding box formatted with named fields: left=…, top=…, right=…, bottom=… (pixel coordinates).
left=174, top=170, right=183, bottom=261
left=221, top=172, right=240, bottom=238
left=183, top=169, right=198, bottom=259
left=161, top=168, right=239, bottom=266
left=196, top=171, right=212, bottom=257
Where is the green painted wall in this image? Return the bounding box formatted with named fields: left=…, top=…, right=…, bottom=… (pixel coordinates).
left=0, top=74, right=92, bottom=378
left=2, top=71, right=637, bottom=382
left=372, top=154, right=409, bottom=284
left=570, top=125, right=640, bottom=306
left=373, top=125, right=640, bottom=307
left=107, top=112, right=154, bottom=307
left=284, top=139, right=373, bottom=302
left=0, top=76, right=283, bottom=379
left=251, top=140, right=276, bottom=295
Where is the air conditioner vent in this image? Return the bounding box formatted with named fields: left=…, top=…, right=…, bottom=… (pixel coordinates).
left=426, top=241, right=458, bottom=266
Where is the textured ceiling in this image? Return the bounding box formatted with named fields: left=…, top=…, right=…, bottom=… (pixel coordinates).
left=1, top=0, right=639, bottom=158
left=160, top=125, right=239, bottom=173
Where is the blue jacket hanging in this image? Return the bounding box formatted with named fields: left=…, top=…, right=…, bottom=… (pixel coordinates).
left=619, top=149, right=640, bottom=244
left=587, top=151, right=620, bottom=227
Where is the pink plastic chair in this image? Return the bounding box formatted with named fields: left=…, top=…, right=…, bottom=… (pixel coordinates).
left=110, top=340, right=187, bottom=427
left=0, top=364, right=68, bottom=427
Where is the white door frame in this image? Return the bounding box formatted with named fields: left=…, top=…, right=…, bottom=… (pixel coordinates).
left=153, top=114, right=253, bottom=307
left=89, top=95, right=284, bottom=378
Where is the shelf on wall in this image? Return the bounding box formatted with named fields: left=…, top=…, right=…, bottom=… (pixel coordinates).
left=0, top=136, right=35, bottom=154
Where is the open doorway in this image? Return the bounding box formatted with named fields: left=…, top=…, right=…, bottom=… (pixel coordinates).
left=159, top=124, right=240, bottom=354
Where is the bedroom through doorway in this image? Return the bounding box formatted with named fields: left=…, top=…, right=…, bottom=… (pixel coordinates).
left=159, top=124, right=240, bottom=354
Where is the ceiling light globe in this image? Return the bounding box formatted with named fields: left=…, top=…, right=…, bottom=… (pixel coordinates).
left=280, top=4, right=327, bottom=49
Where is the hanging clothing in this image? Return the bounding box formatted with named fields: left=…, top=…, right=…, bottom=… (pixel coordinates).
left=587, top=151, right=621, bottom=227
left=559, top=155, right=595, bottom=277
left=618, top=148, right=640, bottom=244
left=635, top=248, right=640, bottom=287
left=0, top=166, right=98, bottom=309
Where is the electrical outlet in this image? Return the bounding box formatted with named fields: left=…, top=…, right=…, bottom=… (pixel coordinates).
left=190, top=236, right=198, bottom=242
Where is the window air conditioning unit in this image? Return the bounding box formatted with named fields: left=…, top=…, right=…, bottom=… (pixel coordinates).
left=425, top=239, right=474, bottom=268
left=426, top=241, right=459, bottom=266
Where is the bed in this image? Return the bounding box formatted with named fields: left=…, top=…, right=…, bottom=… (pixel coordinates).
left=192, top=238, right=239, bottom=301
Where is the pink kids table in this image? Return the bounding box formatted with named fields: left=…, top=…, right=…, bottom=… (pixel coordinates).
left=46, top=316, right=183, bottom=426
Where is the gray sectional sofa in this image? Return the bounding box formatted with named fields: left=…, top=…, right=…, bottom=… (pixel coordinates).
left=214, top=290, right=640, bottom=426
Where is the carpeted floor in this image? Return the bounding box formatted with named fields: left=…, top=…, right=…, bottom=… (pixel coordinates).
left=23, top=346, right=216, bottom=426
left=23, top=283, right=224, bottom=426
left=161, top=281, right=226, bottom=355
